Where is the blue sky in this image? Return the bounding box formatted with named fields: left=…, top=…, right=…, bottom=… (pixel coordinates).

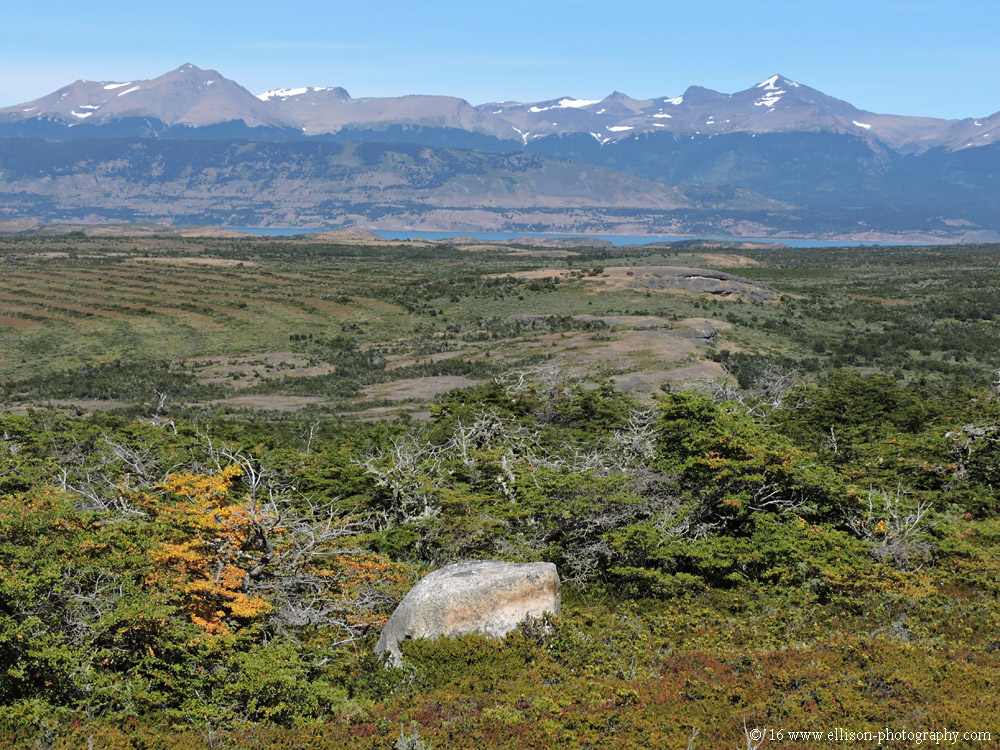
left=3, top=0, right=998, bottom=118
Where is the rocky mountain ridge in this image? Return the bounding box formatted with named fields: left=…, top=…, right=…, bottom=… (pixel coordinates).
left=483, top=75, right=1000, bottom=154
left=2, top=65, right=997, bottom=154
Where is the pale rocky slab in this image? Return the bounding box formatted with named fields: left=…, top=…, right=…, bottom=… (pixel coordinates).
left=376, top=560, right=560, bottom=665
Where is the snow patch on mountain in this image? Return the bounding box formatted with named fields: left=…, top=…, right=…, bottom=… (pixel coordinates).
left=256, top=87, right=342, bottom=101
left=853, top=121, right=872, bottom=130
left=258, top=87, right=309, bottom=100
left=557, top=97, right=602, bottom=109
left=755, top=91, right=784, bottom=108
left=103, top=82, right=133, bottom=90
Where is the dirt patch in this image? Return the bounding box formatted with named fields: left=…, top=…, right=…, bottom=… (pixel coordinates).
left=362, top=375, right=483, bottom=401
left=189, top=352, right=337, bottom=388
left=612, top=361, right=730, bottom=399
left=486, top=319, right=728, bottom=390
left=659, top=360, right=730, bottom=385
left=0, top=314, right=41, bottom=329
left=345, top=405, right=435, bottom=422
left=384, top=349, right=476, bottom=369
left=534, top=328, right=704, bottom=365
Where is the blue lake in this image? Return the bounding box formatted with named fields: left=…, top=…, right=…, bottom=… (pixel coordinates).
left=222, top=227, right=911, bottom=248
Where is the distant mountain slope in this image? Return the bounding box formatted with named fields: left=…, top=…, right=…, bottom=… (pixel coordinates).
left=259, top=87, right=518, bottom=140
left=2, top=66, right=996, bottom=154
left=5, top=135, right=996, bottom=241
left=2, top=66, right=1000, bottom=239
left=481, top=75, right=995, bottom=154
left=0, top=64, right=292, bottom=130
left=0, top=138, right=790, bottom=225
left=525, top=130, right=1000, bottom=232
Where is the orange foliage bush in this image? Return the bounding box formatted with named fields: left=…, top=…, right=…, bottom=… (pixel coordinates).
left=148, top=465, right=272, bottom=634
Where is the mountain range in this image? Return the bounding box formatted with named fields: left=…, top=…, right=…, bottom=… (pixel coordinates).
left=2, top=64, right=999, bottom=240
left=3, top=64, right=997, bottom=153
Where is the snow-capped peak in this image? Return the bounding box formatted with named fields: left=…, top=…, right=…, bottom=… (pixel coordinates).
left=756, top=74, right=800, bottom=91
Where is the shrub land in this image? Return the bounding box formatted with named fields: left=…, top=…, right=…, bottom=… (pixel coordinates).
left=0, top=236, right=999, bottom=748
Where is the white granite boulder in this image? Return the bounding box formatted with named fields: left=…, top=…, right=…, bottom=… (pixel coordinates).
left=376, top=560, right=560, bottom=664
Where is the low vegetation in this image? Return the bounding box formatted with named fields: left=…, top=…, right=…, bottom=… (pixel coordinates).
left=1, top=236, right=999, bottom=747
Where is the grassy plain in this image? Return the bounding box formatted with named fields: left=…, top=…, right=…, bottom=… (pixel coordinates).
left=3, top=235, right=999, bottom=421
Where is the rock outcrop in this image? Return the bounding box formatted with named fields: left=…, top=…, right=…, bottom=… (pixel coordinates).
left=376, top=560, right=560, bottom=664
left=619, top=267, right=780, bottom=302
left=676, top=321, right=717, bottom=341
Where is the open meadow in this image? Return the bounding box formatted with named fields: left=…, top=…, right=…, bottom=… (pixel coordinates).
left=3, top=235, right=999, bottom=419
